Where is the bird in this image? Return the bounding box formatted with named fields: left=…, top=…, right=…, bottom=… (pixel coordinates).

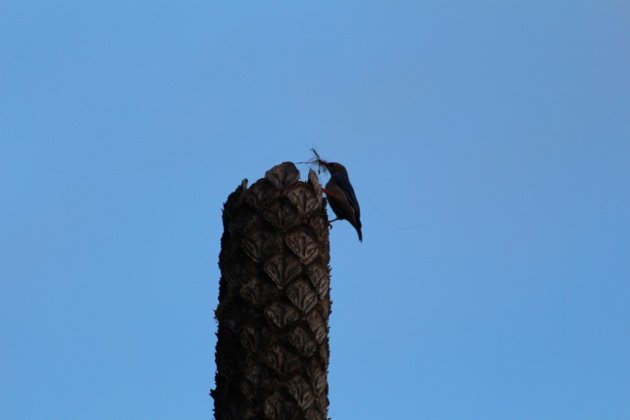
left=319, top=161, right=363, bottom=242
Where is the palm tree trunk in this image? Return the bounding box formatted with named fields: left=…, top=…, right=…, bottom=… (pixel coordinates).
left=213, top=162, right=331, bottom=420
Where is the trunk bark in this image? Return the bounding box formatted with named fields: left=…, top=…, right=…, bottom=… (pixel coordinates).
left=213, top=162, right=331, bottom=420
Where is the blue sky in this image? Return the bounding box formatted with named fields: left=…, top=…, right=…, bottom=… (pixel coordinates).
left=1, top=1, right=629, bottom=419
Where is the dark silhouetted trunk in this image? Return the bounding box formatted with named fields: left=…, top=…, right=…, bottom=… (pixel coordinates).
left=212, top=163, right=331, bottom=420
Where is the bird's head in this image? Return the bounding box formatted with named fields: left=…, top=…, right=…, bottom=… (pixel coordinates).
left=307, top=149, right=349, bottom=177
left=321, top=161, right=348, bottom=176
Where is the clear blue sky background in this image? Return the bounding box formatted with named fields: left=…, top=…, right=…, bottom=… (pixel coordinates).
left=1, top=1, right=629, bottom=419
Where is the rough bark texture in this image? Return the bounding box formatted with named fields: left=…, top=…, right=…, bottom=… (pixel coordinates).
left=213, top=162, right=331, bottom=420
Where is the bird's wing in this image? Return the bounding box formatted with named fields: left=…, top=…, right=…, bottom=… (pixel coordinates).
left=335, top=174, right=361, bottom=219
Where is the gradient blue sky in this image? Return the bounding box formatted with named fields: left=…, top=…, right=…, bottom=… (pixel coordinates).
left=1, top=1, right=629, bottom=419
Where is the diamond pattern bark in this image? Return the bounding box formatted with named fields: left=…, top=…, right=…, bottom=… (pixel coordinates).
left=213, top=162, right=331, bottom=420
